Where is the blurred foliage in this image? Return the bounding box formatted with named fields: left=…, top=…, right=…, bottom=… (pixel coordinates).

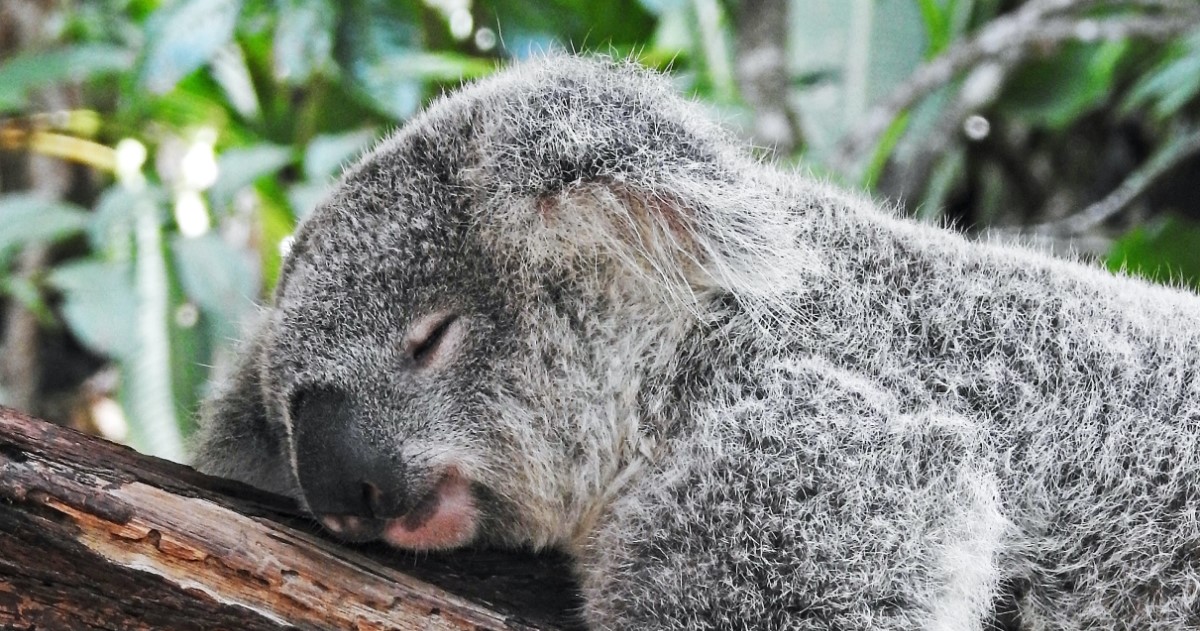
left=0, top=0, right=1198, bottom=460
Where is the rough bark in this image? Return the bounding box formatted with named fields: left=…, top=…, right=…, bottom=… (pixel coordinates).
left=0, top=406, right=583, bottom=631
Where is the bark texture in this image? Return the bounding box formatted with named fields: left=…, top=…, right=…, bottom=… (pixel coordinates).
left=0, top=406, right=583, bottom=631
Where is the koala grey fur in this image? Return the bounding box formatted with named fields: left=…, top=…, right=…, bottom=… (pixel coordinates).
left=192, top=55, right=1200, bottom=630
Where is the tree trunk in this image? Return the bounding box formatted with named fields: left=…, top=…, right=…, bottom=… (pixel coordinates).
left=0, top=406, right=583, bottom=630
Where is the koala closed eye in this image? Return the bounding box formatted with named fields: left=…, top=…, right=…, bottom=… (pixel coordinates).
left=403, top=312, right=461, bottom=368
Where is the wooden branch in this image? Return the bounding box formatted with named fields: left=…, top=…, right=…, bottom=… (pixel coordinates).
left=0, top=406, right=583, bottom=631
left=733, top=0, right=804, bottom=156
left=1032, top=125, right=1200, bottom=237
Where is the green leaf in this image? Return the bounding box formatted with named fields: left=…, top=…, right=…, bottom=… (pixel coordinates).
left=141, top=0, right=243, bottom=94
left=637, top=0, right=686, bottom=15
left=46, top=260, right=139, bottom=359
left=286, top=182, right=328, bottom=220
left=916, top=147, right=965, bottom=222
left=210, top=43, right=261, bottom=119
left=335, top=0, right=423, bottom=119
left=861, top=110, right=910, bottom=190
left=0, top=194, right=90, bottom=263
left=0, top=276, right=55, bottom=327
left=685, top=0, right=737, bottom=103
left=485, top=0, right=655, bottom=56
left=787, top=0, right=925, bottom=160
left=304, top=128, right=377, bottom=181
left=274, top=0, right=337, bottom=83
left=1003, top=41, right=1129, bottom=130
left=126, top=199, right=186, bottom=461
left=1107, top=217, right=1200, bottom=290
left=143, top=76, right=233, bottom=129
left=209, top=144, right=294, bottom=211
left=88, top=186, right=142, bottom=259
left=916, top=0, right=949, bottom=55
left=352, top=52, right=495, bottom=119
left=1123, top=30, right=1200, bottom=121
left=0, top=45, right=135, bottom=111
left=254, top=180, right=296, bottom=291
left=171, top=233, right=258, bottom=341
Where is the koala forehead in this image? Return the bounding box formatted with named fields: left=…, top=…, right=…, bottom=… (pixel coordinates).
left=278, top=120, right=484, bottom=306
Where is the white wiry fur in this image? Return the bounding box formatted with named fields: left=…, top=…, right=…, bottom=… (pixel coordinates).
left=192, top=55, right=1200, bottom=630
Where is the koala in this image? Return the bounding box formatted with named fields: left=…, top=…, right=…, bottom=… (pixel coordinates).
left=192, top=55, right=1200, bottom=630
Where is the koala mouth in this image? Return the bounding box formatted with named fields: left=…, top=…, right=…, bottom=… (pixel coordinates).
left=318, top=470, right=479, bottom=551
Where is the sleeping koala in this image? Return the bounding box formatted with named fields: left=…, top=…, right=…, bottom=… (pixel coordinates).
left=193, top=55, right=1200, bottom=630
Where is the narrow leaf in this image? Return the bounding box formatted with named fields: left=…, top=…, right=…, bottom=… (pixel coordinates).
left=140, top=0, right=243, bottom=94
left=0, top=194, right=90, bottom=263
left=46, top=260, right=139, bottom=359
left=0, top=45, right=134, bottom=111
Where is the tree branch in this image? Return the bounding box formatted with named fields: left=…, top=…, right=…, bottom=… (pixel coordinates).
left=831, top=3, right=1200, bottom=177
left=0, top=407, right=582, bottom=631
left=1032, top=125, right=1200, bottom=236
left=733, top=0, right=804, bottom=156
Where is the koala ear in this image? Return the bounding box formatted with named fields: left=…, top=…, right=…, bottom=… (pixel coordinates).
left=191, top=319, right=297, bottom=498
left=500, top=172, right=820, bottom=312
left=461, top=57, right=823, bottom=305
left=529, top=181, right=713, bottom=293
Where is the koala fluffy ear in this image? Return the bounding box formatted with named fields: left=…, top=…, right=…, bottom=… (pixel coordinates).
left=460, top=56, right=822, bottom=305
left=527, top=182, right=716, bottom=294
left=190, top=321, right=297, bottom=498
left=491, top=170, right=818, bottom=310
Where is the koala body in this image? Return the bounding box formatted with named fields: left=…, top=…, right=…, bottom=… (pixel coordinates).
left=193, top=56, right=1200, bottom=630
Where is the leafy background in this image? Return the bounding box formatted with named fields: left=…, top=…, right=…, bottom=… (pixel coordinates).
left=1, top=0, right=1198, bottom=461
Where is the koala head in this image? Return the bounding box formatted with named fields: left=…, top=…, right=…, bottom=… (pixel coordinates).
left=256, top=56, right=802, bottom=552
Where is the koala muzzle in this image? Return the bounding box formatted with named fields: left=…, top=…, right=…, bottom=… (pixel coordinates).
left=289, top=385, right=480, bottom=549
left=291, top=386, right=408, bottom=522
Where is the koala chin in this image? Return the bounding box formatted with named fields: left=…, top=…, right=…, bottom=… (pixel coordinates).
left=193, top=55, right=1200, bottom=630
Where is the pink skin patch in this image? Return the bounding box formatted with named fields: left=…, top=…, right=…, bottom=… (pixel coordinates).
left=381, top=470, right=478, bottom=551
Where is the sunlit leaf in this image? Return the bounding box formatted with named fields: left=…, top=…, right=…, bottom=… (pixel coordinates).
left=141, top=0, right=243, bottom=94
left=304, top=128, right=377, bottom=180
left=171, top=233, right=258, bottom=341
left=126, top=198, right=186, bottom=461
left=0, top=45, right=133, bottom=112
left=274, top=0, right=337, bottom=83
left=1123, top=30, right=1200, bottom=121
left=144, top=77, right=234, bottom=130
left=209, top=144, right=294, bottom=211
left=88, top=186, right=143, bottom=259
left=286, top=182, right=328, bottom=220
left=0, top=194, right=90, bottom=264
left=210, top=43, right=261, bottom=118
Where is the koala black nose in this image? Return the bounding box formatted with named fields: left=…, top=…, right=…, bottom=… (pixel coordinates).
left=290, top=386, right=407, bottom=519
